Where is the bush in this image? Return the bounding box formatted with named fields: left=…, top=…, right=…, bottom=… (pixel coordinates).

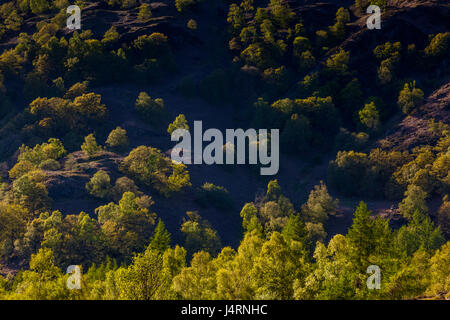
left=86, top=170, right=112, bottom=199
left=135, top=92, right=165, bottom=123
left=111, top=176, right=141, bottom=201
left=81, top=134, right=102, bottom=157
left=138, top=3, right=152, bottom=21
left=121, top=146, right=190, bottom=196
left=106, top=127, right=129, bottom=151
left=195, top=183, right=233, bottom=210
left=358, top=102, right=380, bottom=131
left=187, top=19, right=197, bottom=30
left=398, top=185, right=428, bottom=219
left=175, top=0, right=196, bottom=13
left=398, top=81, right=424, bottom=114
left=38, top=159, right=60, bottom=171
left=167, top=114, right=189, bottom=135
left=425, top=33, right=450, bottom=60
left=301, top=181, right=339, bottom=224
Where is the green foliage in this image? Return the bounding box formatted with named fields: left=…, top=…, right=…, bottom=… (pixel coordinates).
left=135, top=92, right=165, bottom=123
left=81, top=134, right=102, bottom=157
left=187, top=19, right=197, bottom=30
left=175, top=0, right=196, bottom=13
left=12, top=171, right=52, bottom=212
left=425, top=33, right=450, bottom=60
left=398, top=81, right=424, bottom=114
left=95, top=192, right=156, bottom=258
left=167, top=114, right=189, bottom=135
left=106, top=126, right=129, bottom=151
left=181, top=211, right=221, bottom=257
left=359, top=102, right=380, bottom=131
left=149, top=219, right=171, bottom=253
left=138, top=3, right=152, bottom=21
left=29, top=0, right=50, bottom=14
left=17, top=138, right=66, bottom=167
left=398, top=185, right=428, bottom=219
left=86, top=170, right=112, bottom=199
left=302, top=181, right=339, bottom=224
left=195, top=183, right=233, bottom=211
left=121, top=146, right=190, bottom=196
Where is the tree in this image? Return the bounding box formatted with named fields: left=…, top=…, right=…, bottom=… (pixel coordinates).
left=86, top=171, right=112, bottom=199
left=111, top=177, right=141, bottom=201
left=167, top=114, right=189, bottom=135
left=138, top=3, right=152, bottom=21
left=187, top=19, right=197, bottom=30
left=240, top=203, right=259, bottom=233
left=281, top=114, right=312, bottom=153
left=135, top=92, right=165, bottom=123
left=398, top=185, right=428, bottom=219
left=14, top=247, right=68, bottom=300
left=95, top=192, right=156, bottom=258
left=13, top=172, right=51, bottom=212
left=251, top=232, right=308, bottom=299
left=81, top=134, right=102, bottom=157
left=398, top=81, right=424, bottom=114
left=359, top=102, right=380, bottom=131
left=302, top=181, right=339, bottom=224
left=346, top=202, right=375, bottom=270
left=175, top=0, right=196, bottom=12
left=397, top=210, right=444, bottom=255
left=227, top=3, right=244, bottom=32
left=261, top=180, right=278, bottom=200
left=115, top=247, right=166, bottom=300
left=437, top=198, right=450, bottom=237
left=282, top=214, right=308, bottom=245
left=149, top=219, right=171, bottom=253
left=120, top=146, right=172, bottom=194
left=181, top=211, right=221, bottom=257
left=29, top=0, right=49, bottom=14
left=167, top=163, right=192, bottom=195
left=106, top=127, right=129, bottom=151
left=424, top=32, right=450, bottom=60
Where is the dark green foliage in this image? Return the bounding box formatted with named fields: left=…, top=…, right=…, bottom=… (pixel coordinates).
left=195, top=183, right=233, bottom=211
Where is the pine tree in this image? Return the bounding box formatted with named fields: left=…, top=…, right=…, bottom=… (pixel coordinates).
left=347, top=202, right=375, bottom=270
left=149, top=219, right=171, bottom=253
left=81, top=134, right=101, bottom=158
left=282, top=214, right=308, bottom=246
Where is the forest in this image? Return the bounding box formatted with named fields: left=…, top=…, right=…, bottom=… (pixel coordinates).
left=0, top=0, right=448, bottom=300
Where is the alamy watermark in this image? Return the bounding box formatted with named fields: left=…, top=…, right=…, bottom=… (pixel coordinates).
left=367, top=5, right=382, bottom=30
left=171, top=121, right=279, bottom=176
left=66, top=265, right=81, bottom=290
left=67, top=5, right=81, bottom=30
left=366, top=265, right=381, bottom=290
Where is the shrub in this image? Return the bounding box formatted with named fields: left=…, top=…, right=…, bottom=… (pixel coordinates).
left=18, top=138, right=66, bottom=165
left=359, top=102, right=380, bottom=131
left=111, top=176, right=141, bottom=201
left=135, top=92, right=165, bottom=123
left=38, top=159, right=60, bottom=171
left=425, top=33, right=450, bottom=60
left=175, top=0, right=196, bottom=13
left=106, top=127, right=129, bottom=151
left=64, top=81, right=89, bottom=99
left=138, top=3, right=152, bottom=21
left=167, top=114, right=189, bottom=135
left=86, top=170, right=112, bottom=199
left=398, top=81, right=424, bottom=114
left=120, top=146, right=191, bottom=196
left=398, top=184, right=428, bottom=219
left=81, top=134, right=102, bottom=157
left=195, top=183, right=233, bottom=210
left=302, top=181, right=339, bottom=224
left=187, top=19, right=197, bottom=30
